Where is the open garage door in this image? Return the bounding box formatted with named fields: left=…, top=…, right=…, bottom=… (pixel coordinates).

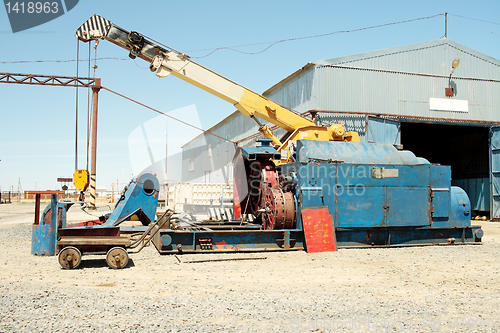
left=367, top=117, right=400, bottom=145
left=401, top=123, right=490, bottom=216
left=490, top=127, right=500, bottom=220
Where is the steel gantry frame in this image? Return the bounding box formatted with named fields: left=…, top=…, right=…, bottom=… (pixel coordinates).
left=0, top=72, right=101, bottom=208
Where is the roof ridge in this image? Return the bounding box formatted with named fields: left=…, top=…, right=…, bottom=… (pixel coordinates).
left=315, top=39, right=500, bottom=67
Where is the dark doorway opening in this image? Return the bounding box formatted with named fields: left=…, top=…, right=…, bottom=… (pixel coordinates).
left=401, top=122, right=490, bottom=215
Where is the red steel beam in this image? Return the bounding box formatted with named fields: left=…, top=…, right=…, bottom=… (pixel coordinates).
left=0, top=72, right=97, bottom=87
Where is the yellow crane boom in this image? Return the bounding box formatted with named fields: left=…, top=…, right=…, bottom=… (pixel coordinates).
left=75, top=15, right=358, bottom=151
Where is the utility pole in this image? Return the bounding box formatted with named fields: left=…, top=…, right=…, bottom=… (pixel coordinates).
left=445, top=12, right=448, bottom=38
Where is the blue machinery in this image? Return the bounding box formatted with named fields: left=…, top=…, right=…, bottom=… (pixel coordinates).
left=33, top=140, right=483, bottom=266
left=151, top=140, right=483, bottom=253
left=32, top=174, right=160, bottom=257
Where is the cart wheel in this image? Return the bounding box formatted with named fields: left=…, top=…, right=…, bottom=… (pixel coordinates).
left=106, top=247, right=129, bottom=269
left=58, top=246, right=82, bottom=269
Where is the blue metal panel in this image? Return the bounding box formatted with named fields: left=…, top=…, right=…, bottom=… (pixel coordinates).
left=450, top=186, right=472, bottom=226
left=386, top=187, right=431, bottom=226
left=240, top=142, right=280, bottom=161
left=430, top=165, right=451, bottom=218
left=336, top=164, right=430, bottom=188
left=296, top=140, right=423, bottom=165
left=432, top=189, right=450, bottom=218
left=490, top=127, right=500, bottom=220
left=336, top=226, right=481, bottom=247
left=31, top=194, right=58, bottom=256
left=155, top=229, right=305, bottom=253
left=430, top=165, right=451, bottom=188
left=336, top=186, right=386, bottom=228
left=367, top=117, right=401, bottom=145
left=299, top=187, right=324, bottom=208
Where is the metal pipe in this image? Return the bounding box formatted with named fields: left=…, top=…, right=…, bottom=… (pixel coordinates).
left=180, top=257, right=267, bottom=264
left=34, top=193, right=41, bottom=225
left=89, top=78, right=101, bottom=208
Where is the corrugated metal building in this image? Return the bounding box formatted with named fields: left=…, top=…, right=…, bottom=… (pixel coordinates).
left=182, top=38, right=500, bottom=218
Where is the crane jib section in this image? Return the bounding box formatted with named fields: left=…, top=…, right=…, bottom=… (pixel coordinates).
left=75, top=14, right=359, bottom=149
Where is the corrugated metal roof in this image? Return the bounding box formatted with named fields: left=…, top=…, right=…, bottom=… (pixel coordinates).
left=263, top=38, right=500, bottom=122
left=314, top=38, right=500, bottom=79
left=264, top=38, right=500, bottom=97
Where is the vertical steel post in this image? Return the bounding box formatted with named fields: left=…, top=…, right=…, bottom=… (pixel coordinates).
left=445, top=12, right=447, bottom=38
left=34, top=193, right=41, bottom=225
left=89, top=78, right=101, bottom=208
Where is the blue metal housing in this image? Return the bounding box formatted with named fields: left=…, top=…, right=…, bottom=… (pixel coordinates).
left=45, top=142, right=481, bottom=257
left=104, top=173, right=160, bottom=226
left=278, top=140, right=482, bottom=247
left=32, top=194, right=78, bottom=256
left=150, top=140, right=482, bottom=254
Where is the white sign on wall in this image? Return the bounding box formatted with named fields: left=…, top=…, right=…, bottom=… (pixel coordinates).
left=429, top=98, right=469, bottom=113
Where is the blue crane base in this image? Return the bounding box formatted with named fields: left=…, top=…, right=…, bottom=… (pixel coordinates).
left=151, top=223, right=482, bottom=254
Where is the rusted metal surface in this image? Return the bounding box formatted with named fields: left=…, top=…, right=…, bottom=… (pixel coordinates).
left=70, top=219, right=104, bottom=227
left=57, top=178, right=73, bottom=182
left=262, top=188, right=295, bottom=230
left=302, top=207, right=337, bottom=253
left=153, top=227, right=305, bottom=254
left=106, top=247, right=129, bottom=269
left=56, top=210, right=174, bottom=268
left=58, top=246, right=82, bottom=269
left=58, top=236, right=131, bottom=247
left=58, top=227, right=121, bottom=253
left=198, top=238, right=213, bottom=250
left=25, top=190, right=65, bottom=200
left=34, top=193, right=41, bottom=225
left=31, top=194, right=58, bottom=256
left=59, top=227, right=120, bottom=237
left=89, top=78, right=101, bottom=208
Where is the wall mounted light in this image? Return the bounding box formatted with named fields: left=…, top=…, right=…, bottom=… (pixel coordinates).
left=445, top=58, right=460, bottom=97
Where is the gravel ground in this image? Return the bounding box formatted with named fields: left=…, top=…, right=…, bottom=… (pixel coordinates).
left=1, top=202, right=499, bottom=332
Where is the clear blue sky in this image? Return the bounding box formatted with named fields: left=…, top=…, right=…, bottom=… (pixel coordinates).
left=1, top=0, right=499, bottom=191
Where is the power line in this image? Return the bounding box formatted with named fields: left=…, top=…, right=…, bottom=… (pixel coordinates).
left=409, top=17, right=441, bottom=44
left=447, top=18, right=500, bottom=36
left=2, top=12, right=497, bottom=65
left=449, top=14, right=500, bottom=26
left=2, top=14, right=445, bottom=64
left=190, top=14, right=444, bottom=58
left=0, top=57, right=129, bottom=64
left=100, top=86, right=237, bottom=144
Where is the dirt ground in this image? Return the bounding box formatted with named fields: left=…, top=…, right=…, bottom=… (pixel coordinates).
left=1, top=202, right=499, bottom=332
